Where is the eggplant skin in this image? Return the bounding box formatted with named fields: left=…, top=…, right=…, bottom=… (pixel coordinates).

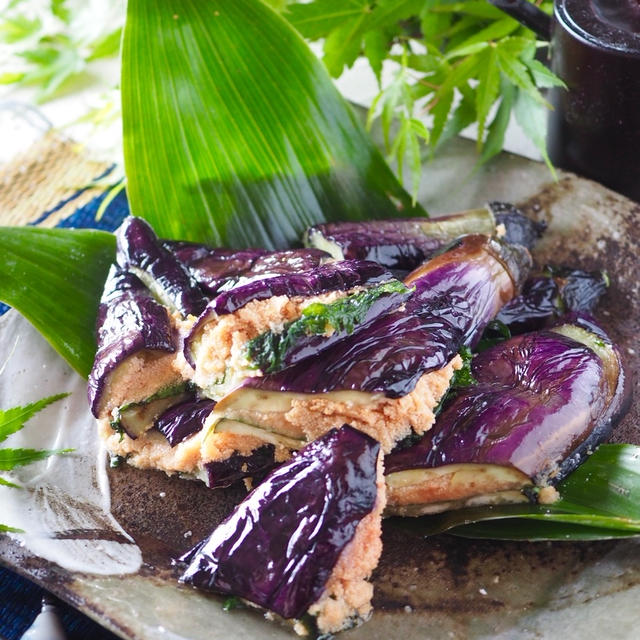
left=154, top=397, right=216, bottom=447
left=385, top=316, right=629, bottom=485
left=303, top=202, right=542, bottom=273
left=116, top=216, right=207, bottom=317
left=494, top=267, right=609, bottom=334
left=178, top=425, right=379, bottom=620
left=88, top=266, right=176, bottom=417
left=244, top=235, right=529, bottom=398
left=164, top=242, right=330, bottom=296
left=204, top=444, right=277, bottom=489
left=488, top=201, right=546, bottom=249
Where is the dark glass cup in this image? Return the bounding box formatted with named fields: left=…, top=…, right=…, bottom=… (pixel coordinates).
left=547, top=0, right=640, bottom=203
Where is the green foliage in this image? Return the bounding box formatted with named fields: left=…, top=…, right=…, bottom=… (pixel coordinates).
left=0, top=393, right=71, bottom=533
left=122, top=0, right=422, bottom=249
left=286, top=0, right=564, bottom=199
left=0, top=0, right=122, bottom=102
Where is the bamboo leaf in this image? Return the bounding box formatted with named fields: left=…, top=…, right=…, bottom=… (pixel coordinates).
left=122, top=0, right=422, bottom=250
left=0, top=393, right=70, bottom=443
left=0, top=524, right=24, bottom=533
left=0, top=227, right=115, bottom=378
left=397, top=445, right=640, bottom=541
left=0, top=477, right=21, bottom=489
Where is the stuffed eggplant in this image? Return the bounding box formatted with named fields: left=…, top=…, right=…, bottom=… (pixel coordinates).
left=165, top=241, right=331, bottom=296
left=184, top=260, right=411, bottom=399
left=385, top=315, right=630, bottom=516
left=212, top=235, right=532, bottom=453
left=178, top=425, right=385, bottom=635
left=303, top=201, right=544, bottom=273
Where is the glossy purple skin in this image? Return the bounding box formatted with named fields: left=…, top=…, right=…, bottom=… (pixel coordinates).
left=305, top=217, right=452, bottom=272
left=154, top=397, right=216, bottom=447
left=495, top=268, right=608, bottom=334
left=88, top=266, right=175, bottom=417
left=488, top=201, right=546, bottom=250
left=116, top=217, right=207, bottom=317
left=178, top=425, right=380, bottom=620
left=204, top=444, right=277, bottom=489
left=304, top=202, right=542, bottom=272
left=165, top=241, right=329, bottom=296
left=385, top=323, right=625, bottom=483
left=242, top=236, right=527, bottom=398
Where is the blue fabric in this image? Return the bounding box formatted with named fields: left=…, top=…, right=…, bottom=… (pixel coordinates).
left=2, top=174, right=131, bottom=638
left=0, top=566, right=120, bottom=640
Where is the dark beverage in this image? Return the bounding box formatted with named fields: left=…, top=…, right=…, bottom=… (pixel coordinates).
left=547, top=0, right=640, bottom=202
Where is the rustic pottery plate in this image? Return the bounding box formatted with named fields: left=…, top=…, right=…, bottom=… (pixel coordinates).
left=1, top=138, right=639, bottom=640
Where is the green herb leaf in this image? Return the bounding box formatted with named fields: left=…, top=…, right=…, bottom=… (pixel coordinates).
left=399, top=445, right=640, bottom=541
left=0, top=14, right=42, bottom=43
left=0, top=392, right=70, bottom=443
left=122, top=0, right=421, bottom=250
left=0, top=227, right=115, bottom=378
left=0, top=524, right=24, bottom=533
left=0, top=447, right=72, bottom=471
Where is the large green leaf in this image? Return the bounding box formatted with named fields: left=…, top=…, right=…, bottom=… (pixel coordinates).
left=0, top=227, right=115, bottom=378
left=395, top=445, right=640, bottom=541
left=122, top=0, right=422, bottom=249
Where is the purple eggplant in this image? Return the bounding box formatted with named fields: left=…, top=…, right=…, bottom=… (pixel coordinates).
left=235, top=236, right=530, bottom=399
left=178, top=425, right=382, bottom=631
left=385, top=315, right=630, bottom=515
left=165, top=241, right=330, bottom=296
left=204, top=444, right=277, bottom=489
left=184, top=260, right=398, bottom=370
left=494, top=267, right=609, bottom=335
left=116, top=216, right=207, bottom=317
left=88, top=265, right=176, bottom=417
left=488, top=201, right=546, bottom=249
left=154, top=396, right=216, bottom=446
left=303, top=202, right=542, bottom=272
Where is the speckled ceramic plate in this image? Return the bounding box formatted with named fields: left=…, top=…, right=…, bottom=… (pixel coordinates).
left=1, top=137, right=639, bottom=640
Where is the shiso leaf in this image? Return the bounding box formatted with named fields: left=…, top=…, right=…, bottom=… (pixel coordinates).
left=395, top=445, right=640, bottom=541
left=121, top=0, right=422, bottom=249
left=0, top=227, right=115, bottom=378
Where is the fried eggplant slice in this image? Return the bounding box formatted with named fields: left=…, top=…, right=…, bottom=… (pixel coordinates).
left=178, top=425, right=385, bottom=635
left=385, top=315, right=630, bottom=516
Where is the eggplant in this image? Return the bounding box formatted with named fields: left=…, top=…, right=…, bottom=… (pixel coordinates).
left=116, top=216, right=207, bottom=317
left=204, top=444, right=277, bottom=489
left=165, top=242, right=330, bottom=296
left=245, top=279, right=412, bottom=373
left=154, top=396, right=216, bottom=446
left=178, top=425, right=383, bottom=633
left=487, top=201, right=546, bottom=249
left=213, top=235, right=531, bottom=453
left=494, top=266, right=609, bottom=334
left=110, top=382, right=195, bottom=440
left=88, top=265, right=176, bottom=417
left=385, top=315, right=630, bottom=516
left=303, top=202, right=543, bottom=272
left=198, top=259, right=393, bottom=317
left=184, top=260, right=402, bottom=390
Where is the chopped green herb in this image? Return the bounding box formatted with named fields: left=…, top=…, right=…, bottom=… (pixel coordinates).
left=246, top=280, right=410, bottom=373
left=109, top=454, right=126, bottom=468
left=475, top=319, right=512, bottom=352
left=222, top=596, right=243, bottom=611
